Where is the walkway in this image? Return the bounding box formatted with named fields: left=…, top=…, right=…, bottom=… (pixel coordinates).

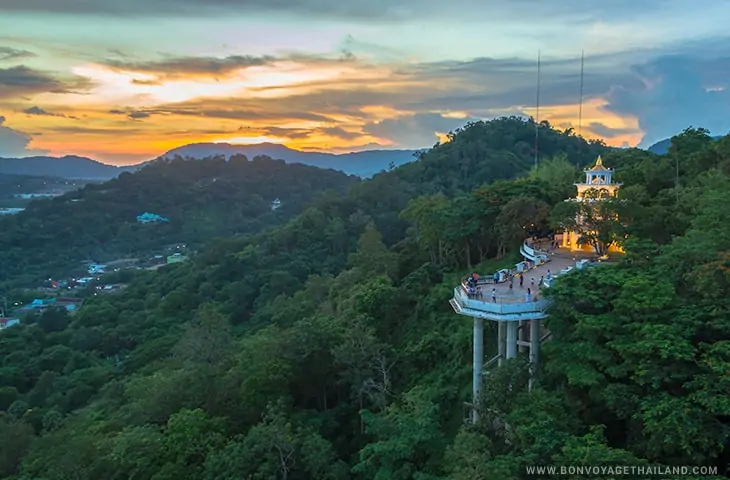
left=462, top=247, right=593, bottom=305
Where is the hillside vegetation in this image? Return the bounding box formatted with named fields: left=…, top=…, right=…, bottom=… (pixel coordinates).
left=162, top=142, right=418, bottom=177
left=1, top=119, right=729, bottom=479
left=0, top=155, right=357, bottom=289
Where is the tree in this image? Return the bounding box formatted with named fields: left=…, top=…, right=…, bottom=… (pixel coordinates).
left=529, top=154, right=580, bottom=203
left=495, top=196, right=550, bottom=255
left=551, top=188, right=624, bottom=255
left=400, top=194, right=451, bottom=264
left=353, top=387, right=444, bottom=480
left=204, top=403, right=347, bottom=479
left=349, top=222, right=398, bottom=279
left=174, top=303, right=233, bottom=368
left=0, top=416, right=34, bottom=477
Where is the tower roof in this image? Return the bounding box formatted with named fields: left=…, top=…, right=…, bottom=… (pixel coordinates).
left=587, top=155, right=611, bottom=171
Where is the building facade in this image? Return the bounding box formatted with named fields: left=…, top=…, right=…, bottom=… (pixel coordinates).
left=561, top=156, right=624, bottom=254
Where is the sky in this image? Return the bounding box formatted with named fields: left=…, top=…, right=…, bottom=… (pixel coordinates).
left=0, top=0, right=729, bottom=165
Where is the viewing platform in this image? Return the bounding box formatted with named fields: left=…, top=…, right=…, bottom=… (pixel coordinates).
left=452, top=238, right=597, bottom=424
left=450, top=239, right=592, bottom=322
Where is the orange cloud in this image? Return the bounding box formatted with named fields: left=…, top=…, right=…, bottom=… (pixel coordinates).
left=535, top=98, right=642, bottom=147
left=1, top=52, right=645, bottom=163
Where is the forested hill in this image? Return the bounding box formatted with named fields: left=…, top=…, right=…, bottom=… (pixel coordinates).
left=0, top=155, right=357, bottom=289
left=395, top=116, right=607, bottom=195
left=3, top=120, right=730, bottom=479
left=647, top=131, right=723, bottom=154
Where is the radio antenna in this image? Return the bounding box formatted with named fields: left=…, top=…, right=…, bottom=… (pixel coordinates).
left=578, top=50, right=584, bottom=137
left=534, top=50, right=541, bottom=170
left=577, top=50, right=585, bottom=168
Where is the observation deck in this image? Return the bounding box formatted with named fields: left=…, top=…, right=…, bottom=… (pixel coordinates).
left=449, top=240, right=591, bottom=322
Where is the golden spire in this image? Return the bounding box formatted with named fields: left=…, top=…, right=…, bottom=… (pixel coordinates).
left=588, top=155, right=608, bottom=171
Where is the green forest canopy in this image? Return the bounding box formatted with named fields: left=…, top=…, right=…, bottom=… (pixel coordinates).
left=1, top=119, right=729, bottom=479
left=0, top=155, right=357, bottom=290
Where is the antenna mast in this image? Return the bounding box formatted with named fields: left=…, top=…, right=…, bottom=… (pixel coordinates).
left=534, top=50, right=541, bottom=170
left=578, top=50, right=584, bottom=137
left=577, top=50, right=585, bottom=168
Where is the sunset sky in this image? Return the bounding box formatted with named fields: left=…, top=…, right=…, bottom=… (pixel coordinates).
left=0, top=0, right=729, bottom=165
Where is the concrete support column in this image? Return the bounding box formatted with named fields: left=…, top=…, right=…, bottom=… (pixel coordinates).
left=472, top=318, right=484, bottom=423
left=497, top=321, right=506, bottom=367
left=518, top=320, right=529, bottom=353
left=505, top=321, right=518, bottom=359
left=529, top=319, right=540, bottom=368
left=528, top=319, right=541, bottom=391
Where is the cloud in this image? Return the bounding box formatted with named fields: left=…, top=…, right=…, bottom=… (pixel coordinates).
left=42, top=124, right=147, bottom=135
left=318, top=126, right=362, bottom=141
left=23, top=106, right=52, bottom=115
left=0, top=115, right=46, bottom=157
left=0, top=65, right=92, bottom=99
left=236, top=125, right=365, bottom=142
left=239, top=126, right=310, bottom=140
left=0, top=0, right=693, bottom=23
left=0, top=47, right=36, bottom=62
left=5, top=27, right=730, bottom=161
left=101, top=54, right=276, bottom=79
left=94, top=51, right=358, bottom=84
left=585, top=122, right=640, bottom=138
left=397, top=54, right=646, bottom=115
left=66, top=48, right=656, bottom=151
left=22, top=105, right=77, bottom=119
left=136, top=101, right=338, bottom=123
left=109, top=108, right=154, bottom=120
left=603, top=53, right=730, bottom=146
left=363, top=113, right=479, bottom=148
left=127, top=111, right=150, bottom=120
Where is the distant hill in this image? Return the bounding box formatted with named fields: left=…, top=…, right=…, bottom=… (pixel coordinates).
left=0, top=174, right=99, bottom=207
left=647, top=136, right=723, bottom=155
left=0, top=156, right=357, bottom=289
left=0, top=155, right=144, bottom=179
left=0, top=145, right=418, bottom=179
left=162, top=143, right=418, bottom=177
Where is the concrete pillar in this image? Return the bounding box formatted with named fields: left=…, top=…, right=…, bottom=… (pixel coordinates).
left=497, top=321, right=506, bottom=366
left=472, top=318, right=484, bottom=423
left=518, top=320, right=529, bottom=353
left=506, top=321, right=518, bottom=359
left=529, top=319, right=540, bottom=369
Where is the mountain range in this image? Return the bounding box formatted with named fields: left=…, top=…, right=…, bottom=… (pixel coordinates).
left=646, top=136, right=723, bottom=155
left=162, top=142, right=417, bottom=177
left=0, top=155, right=140, bottom=180
left=0, top=143, right=418, bottom=180
left=0, top=133, right=720, bottom=180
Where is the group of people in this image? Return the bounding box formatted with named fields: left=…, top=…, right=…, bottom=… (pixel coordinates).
left=463, top=269, right=551, bottom=303
left=464, top=273, right=482, bottom=298
left=527, top=235, right=561, bottom=254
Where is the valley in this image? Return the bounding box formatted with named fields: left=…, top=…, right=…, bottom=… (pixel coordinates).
left=0, top=119, right=728, bottom=479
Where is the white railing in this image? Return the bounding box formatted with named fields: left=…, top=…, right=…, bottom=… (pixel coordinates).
left=453, top=287, right=550, bottom=316
left=520, top=241, right=549, bottom=265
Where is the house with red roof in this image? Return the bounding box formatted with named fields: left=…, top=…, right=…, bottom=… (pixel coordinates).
left=0, top=317, right=20, bottom=330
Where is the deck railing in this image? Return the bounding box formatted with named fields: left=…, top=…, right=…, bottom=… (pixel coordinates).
left=453, top=287, right=551, bottom=315
left=520, top=241, right=550, bottom=265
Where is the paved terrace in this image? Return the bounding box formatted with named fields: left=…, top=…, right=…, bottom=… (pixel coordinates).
left=461, top=246, right=594, bottom=305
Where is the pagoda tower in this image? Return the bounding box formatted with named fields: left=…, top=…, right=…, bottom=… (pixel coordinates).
left=561, top=155, right=624, bottom=254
